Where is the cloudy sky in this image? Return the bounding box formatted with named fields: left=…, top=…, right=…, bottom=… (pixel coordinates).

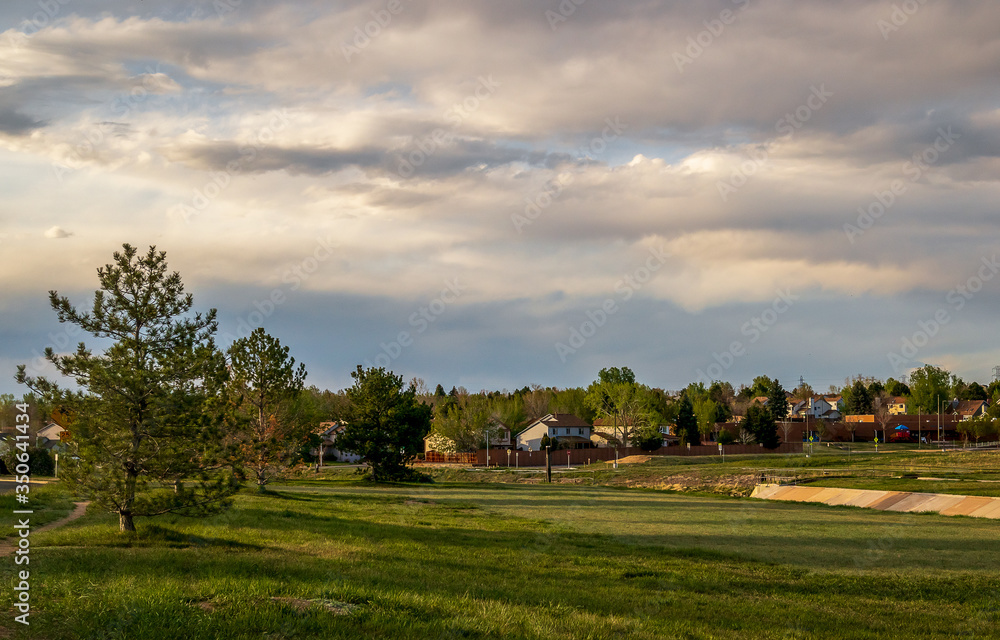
left=2, top=0, right=1000, bottom=396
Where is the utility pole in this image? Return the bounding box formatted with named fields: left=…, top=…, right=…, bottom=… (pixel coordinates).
left=938, top=398, right=942, bottom=444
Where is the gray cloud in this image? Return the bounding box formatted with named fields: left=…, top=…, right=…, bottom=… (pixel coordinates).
left=0, top=107, right=44, bottom=134
left=3, top=0, right=1000, bottom=393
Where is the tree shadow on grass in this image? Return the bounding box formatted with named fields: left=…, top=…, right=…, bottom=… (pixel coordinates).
left=252, top=487, right=317, bottom=501
left=79, top=524, right=269, bottom=550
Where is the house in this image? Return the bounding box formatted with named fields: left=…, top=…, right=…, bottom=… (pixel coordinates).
left=953, top=400, right=988, bottom=420
left=516, top=413, right=592, bottom=451
left=316, top=422, right=362, bottom=463
left=486, top=418, right=512, bottom=448
left=590, top=430, right=620, bottom=448
left=793, top=396, right=841, bottom=420
left=36, top=422, right=68, bottom=450
left=888, top=397, right=908, bottom=415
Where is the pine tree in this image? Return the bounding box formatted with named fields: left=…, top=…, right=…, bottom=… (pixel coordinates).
left=676, top=395, right=700, bottom=445
left=745, top=405, right=780, bottom=449
left=847, top=379, right=873, bottom=414
left=767, top=379, right=789, bottom=421
left=225, top=328, right=308, bottom=491
left=337, top=366, right=432, bottom=481
left=17, top=244, right=240, bottom=531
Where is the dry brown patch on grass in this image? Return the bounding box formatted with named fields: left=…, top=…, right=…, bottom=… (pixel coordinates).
left=615, top=455, right=653, bottom=465
left=621, top=472, right=759, bottom=496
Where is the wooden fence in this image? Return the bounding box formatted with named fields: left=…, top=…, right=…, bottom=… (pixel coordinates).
left=475, top=442, right=803, bottom=467
left=421, top=452, right=477, bottom=464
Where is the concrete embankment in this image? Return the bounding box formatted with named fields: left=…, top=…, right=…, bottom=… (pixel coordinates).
left=750, top=484, right=1000, bottom=519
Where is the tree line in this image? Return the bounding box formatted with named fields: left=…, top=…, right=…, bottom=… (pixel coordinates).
left=11, top=245, right=1000, bottom=531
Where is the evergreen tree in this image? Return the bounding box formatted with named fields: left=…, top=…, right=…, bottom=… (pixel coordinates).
left=225, top=328, right=308, bottom=491
left=766, top=379, right=789, bottom=422
left=636, top=425, right=664, bottom=451
left=846, top=379, right=873, bottom=414
left=744, top=404, right=780, bottom=449
left=676, top=395, right=700, bottom=445
left=17, top=244, right=240, bottom=532
left=337, top=366, right=432, bottom=481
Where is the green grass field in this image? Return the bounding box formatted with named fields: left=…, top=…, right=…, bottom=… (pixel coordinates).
left=418, top=447, right=1000, bottom=499
left=4, top=467, right=1000, bottom=639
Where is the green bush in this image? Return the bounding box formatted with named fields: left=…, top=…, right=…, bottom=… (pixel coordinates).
left=717, top=429, right=736, bottom=445
left=637, top=430, right=664, bottom=451
left=0, top=444, right=56, bottom=476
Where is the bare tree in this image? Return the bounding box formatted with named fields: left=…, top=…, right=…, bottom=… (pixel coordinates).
left=409, top=377, right=430, bottom=398
left=779, top=420, right=795, bottom=444
left=873, top=391, right=892, bottom=442
left=523, top=384, right=553, bottom=422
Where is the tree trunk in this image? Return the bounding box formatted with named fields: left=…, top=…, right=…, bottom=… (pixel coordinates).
left=121, top=465, right=138, bottom=532
left=119, top=511, right=136, bottom=532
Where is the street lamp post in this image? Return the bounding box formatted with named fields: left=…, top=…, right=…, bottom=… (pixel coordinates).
left=938, top=398, right=942, bottom=444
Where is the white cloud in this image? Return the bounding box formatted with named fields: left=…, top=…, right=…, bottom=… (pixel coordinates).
left=1, top=1, right=1000, bottom=392
left=44, top=226, right=72, bottom=239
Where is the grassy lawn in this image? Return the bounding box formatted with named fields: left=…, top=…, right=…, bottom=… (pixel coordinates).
left=410, top=449, right=1000, bottom=498
left=3, top=475, right=1000, bottom=639
left=0, top=483, right=77, bottom=531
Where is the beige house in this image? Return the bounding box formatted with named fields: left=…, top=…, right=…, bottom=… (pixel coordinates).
left=889, top=397, right=909, bottom=415
left=516, top=413, right=592, bottom=451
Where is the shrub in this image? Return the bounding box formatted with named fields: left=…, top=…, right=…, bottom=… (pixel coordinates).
left=0, top=444, right=56, bottom=477
left=637, top=430, right=664, bottom=451
left=717, top=429, right=736, bottom=445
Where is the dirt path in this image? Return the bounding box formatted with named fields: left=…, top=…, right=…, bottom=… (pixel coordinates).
left=1, top=501, right=90, bottom=557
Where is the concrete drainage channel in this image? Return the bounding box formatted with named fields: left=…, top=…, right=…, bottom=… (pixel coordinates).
left=751, top=484, right=1000, bottom=519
